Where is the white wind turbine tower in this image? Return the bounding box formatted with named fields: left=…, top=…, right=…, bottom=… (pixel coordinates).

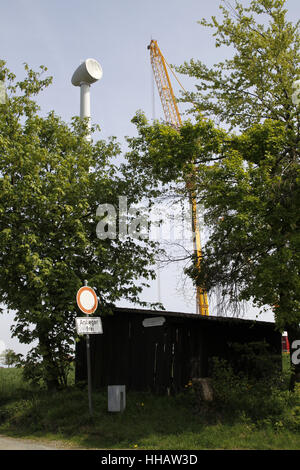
left=71, top=58, right=103, bottom=140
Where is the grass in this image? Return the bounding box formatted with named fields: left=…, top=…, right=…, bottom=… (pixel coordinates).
left=0, top=357, right=299, bottom=450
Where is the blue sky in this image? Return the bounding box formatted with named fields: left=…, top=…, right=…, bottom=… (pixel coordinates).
left=0, top=0, right=299, bottom=354
left=1, top=0, right=229, bottom=140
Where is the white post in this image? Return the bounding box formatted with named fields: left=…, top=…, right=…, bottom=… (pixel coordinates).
left=71, top=58, right=103, bottom=141
left=80, top=83, right=91, bottom=139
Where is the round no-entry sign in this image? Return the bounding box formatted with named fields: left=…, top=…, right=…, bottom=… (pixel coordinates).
left=76, top=286, right=98, bottom=315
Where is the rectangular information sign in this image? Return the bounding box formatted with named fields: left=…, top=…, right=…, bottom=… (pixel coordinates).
left=142, top=316, right=166, bottom=327
left=76, top=317, right=103, bottom=335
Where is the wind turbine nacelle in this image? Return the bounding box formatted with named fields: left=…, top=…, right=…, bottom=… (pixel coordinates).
left=71, top=58, right=103, bottom=86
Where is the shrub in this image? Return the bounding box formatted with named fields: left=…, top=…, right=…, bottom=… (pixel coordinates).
left=227, top=340, right=282, bottom=381
left=205, top=347, right=296, bottom=426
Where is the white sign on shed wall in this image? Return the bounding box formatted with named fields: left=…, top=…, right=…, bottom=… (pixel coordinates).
left=142, top=316, right=166, bottom=327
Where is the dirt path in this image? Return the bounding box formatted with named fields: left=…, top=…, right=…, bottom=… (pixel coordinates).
left=0, top=434, right=77, bottom=450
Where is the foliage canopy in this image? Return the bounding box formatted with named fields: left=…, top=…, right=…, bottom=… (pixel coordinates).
left=0, top=61, right=160, bottom=389
left=126, top=0, right=300, bottom=336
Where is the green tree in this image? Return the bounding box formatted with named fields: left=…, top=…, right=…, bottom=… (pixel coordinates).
left=178, top=0, right=299, bottom=131
left=0, top=61, right=160, bottom=390
left=0, top=348, right=21, bottom=368
left=177, top=0, right=300, bottom=383
left=125, top=0, right=300, bottom=383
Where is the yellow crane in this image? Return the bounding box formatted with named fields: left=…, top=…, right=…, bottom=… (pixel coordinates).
left=148, top=39, right=209, bottom=316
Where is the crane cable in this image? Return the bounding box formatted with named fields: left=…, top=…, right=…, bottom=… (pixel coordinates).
left=164, top=58, right=189, bottom=96
left=150, top=50, right=201, bottom=309
left=148, top=40, right=209, bottom=316
left=164, top=57, right=206, bottom=118
left=150, top=50, right=162, bottom=304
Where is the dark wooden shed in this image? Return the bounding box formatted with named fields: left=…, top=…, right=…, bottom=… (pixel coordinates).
left=75, top=307, right=282, bottom=395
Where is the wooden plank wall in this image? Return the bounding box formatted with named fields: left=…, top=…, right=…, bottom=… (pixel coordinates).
left=75, top=310, right=282, bottom=395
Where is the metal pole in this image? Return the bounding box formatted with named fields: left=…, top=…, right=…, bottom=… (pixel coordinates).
left=84, top=279, right=93, bottom=417
left=86, top=333, right=93, bottom=417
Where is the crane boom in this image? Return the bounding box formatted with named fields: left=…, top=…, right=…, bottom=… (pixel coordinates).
left=148, top=39, right=209, bottom=316
left=149, top=40, right=182, bottom=128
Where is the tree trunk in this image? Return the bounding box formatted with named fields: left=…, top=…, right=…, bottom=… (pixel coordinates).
left=38, top=330, right=60, bottom=391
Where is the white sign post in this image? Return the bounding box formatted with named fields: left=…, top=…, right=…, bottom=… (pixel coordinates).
left=76, top=281, right=100, bottom=417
